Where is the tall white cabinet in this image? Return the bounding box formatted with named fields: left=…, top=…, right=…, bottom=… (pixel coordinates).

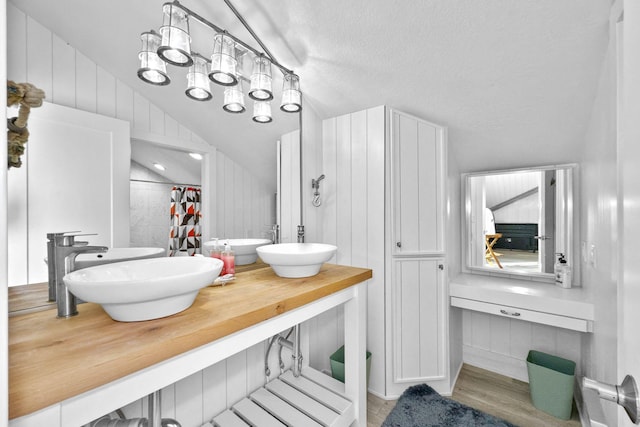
left=386, top=109, right=448, bottom=396
left=318, top=106, right=448, bottom=398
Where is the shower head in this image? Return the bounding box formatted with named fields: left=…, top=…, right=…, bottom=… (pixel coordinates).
left=312, top=174, right=325, bottom=191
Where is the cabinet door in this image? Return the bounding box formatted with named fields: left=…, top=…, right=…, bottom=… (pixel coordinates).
left=391, top=258, right=446, bottom=383
left=390, top=110, right=445, bottom=255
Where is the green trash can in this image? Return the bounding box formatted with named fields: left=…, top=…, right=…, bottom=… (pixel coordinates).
left=329, top=346, right=372, bottom=387
left=526, top=350, right=576, bottom=420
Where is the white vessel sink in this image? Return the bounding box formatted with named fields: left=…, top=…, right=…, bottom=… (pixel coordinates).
left=64, top=257, right=223, bottom=322
left=256, top=243, right=337, bottom=278
left=74, top=247, right=166, bottom=270
left=203, top=238, right=272, bottom=265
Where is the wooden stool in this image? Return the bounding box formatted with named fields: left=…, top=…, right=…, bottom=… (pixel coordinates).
left=485, top=233, right=503, bottom=269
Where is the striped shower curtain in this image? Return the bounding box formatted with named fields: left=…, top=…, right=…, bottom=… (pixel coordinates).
left=168, top=186, right=201, bottom=256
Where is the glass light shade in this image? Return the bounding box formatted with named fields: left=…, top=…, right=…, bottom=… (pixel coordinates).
left=223, top=80, right=246, bottom=113
left=138, top=31, right=170, bottom=86
left=209, top=33, right=238, bottom=86
left=252, top=100, right=272, bottom=123
left=249, top=56, right=273, bottom=101
left=158, top=2, right=193, bottom=67
left=280, top=73, right=302, bottom=112
left=186, top=53, right=212, bottom=101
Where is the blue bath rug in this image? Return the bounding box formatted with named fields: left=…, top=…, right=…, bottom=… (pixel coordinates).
left=382, top=384, right=518, bottom=427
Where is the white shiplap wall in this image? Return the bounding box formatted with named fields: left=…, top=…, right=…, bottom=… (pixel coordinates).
left=278, top=130, right=301, bottom=243
left=308, top=106, right=385, bottom=395
left=462, top=310, right=583, bottom=382
left=7, top=4, right=277, bottom=426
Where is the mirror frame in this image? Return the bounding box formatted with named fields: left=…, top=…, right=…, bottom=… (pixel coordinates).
left=461, top=163, right=579, bottom=282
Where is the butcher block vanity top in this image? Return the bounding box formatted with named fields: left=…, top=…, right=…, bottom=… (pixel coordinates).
left=9, top=262, right=372, bottom=420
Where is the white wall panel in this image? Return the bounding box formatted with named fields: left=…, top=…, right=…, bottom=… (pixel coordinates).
left=164, top=114, right=180, bottom=138
left=175, top=373, right=203, bottom=427
left=75, top=50, right=97, bottom=113
left=149, top=102, right=165, bottom=136
left=509, top=318, right=532, bottom=360
left=366, top=107, right=387, bottom=396
left=226, top=352, right=249, bottom=408
left=7, top=5, right=26, bottom=81
left=115, top=79, right=134, bottom=123
left=25, top=16, right=52, bottom=97
left=96, top=66, right=116, bottom=118
left=470, top=311, right=492, bottom=351
left=233, top=164, right=244, bottom=237
left=350, top=110, right=368, bottom=269
left=301, top=105, right=323, bottom=243
left=133, top=92, right=150, bottom=132
left=336, top=115, right=352, bottom=265
left=489, top=315, right=511, bottom=356
left=321, top=118, right=338, bottom=251
left=279, top=130, right=300, bottom=243
left=52, top=34, right=75, bottom=108
left=202, top=361, right=227, bottom=421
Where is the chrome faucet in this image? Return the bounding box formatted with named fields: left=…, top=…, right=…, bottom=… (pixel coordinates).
left=47, top=232, right=108, bottom=318
left=269, top=224, right=280, bottom=244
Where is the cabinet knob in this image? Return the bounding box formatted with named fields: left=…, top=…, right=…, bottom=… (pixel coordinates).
left=438, top=264, right=444, bottom=270
left=396, top=242, right=402, bottom=248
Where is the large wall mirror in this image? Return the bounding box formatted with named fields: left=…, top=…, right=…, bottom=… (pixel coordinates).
left=7, top=101, right=298, bottom=287
left=6, top=102, right=212, bottom=287
left=463, top=164, right=577, bottom=280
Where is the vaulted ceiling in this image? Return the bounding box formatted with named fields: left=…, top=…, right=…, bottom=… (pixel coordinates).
left=10, top=0, right=612, bottom=184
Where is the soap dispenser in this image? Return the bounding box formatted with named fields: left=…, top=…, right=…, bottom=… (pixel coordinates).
left=221, top=242, right=235, bottom=276
left=554, top=253, right=571, bottom=288
left=559, top=258, right=572, bottom=289
left=554, top=253, right=563, bottom=280
left=209, top=238, right=222, bottom=260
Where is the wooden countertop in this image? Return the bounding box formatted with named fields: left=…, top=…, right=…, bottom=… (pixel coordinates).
left=9, top=263, right=372, bottom=420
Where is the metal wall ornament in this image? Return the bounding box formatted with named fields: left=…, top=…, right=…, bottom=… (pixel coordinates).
left=137, top=0, right=302, bottom=124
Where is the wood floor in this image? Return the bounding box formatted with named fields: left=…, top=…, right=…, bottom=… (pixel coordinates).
left=367, top=364, right=581, bottom=427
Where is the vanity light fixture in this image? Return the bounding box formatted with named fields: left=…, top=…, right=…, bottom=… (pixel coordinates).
left=136, top=0, right=301, bottom=123
left=209, top=32, right=238, bottom=86
left=153, top=163, right=166, bottom=171
left=185, top=53, right=212, bottom=101
left=223, top=79, right=246, bottom=113
left=280, top=73, right=301, bottom=113
left=157, top=2, right=193, bottom=67
left=249, top=55, right=273, bottom=101
left=189, top=152, right=203, bottom=160
left=137, top=31, right=170, bottom=86
left=253, top=100, right=272, bottom=123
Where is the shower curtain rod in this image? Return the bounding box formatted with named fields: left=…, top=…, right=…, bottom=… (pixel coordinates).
left=130, top=178, right=201, bottom=188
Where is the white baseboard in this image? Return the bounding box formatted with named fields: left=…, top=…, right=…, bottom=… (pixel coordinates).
left=450, top=360, right=464, bottom=391
left=462, top=345, right=529, bottom=382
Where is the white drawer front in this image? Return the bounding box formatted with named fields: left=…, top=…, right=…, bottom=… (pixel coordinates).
left=450, top=297, right=593, bottom=332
